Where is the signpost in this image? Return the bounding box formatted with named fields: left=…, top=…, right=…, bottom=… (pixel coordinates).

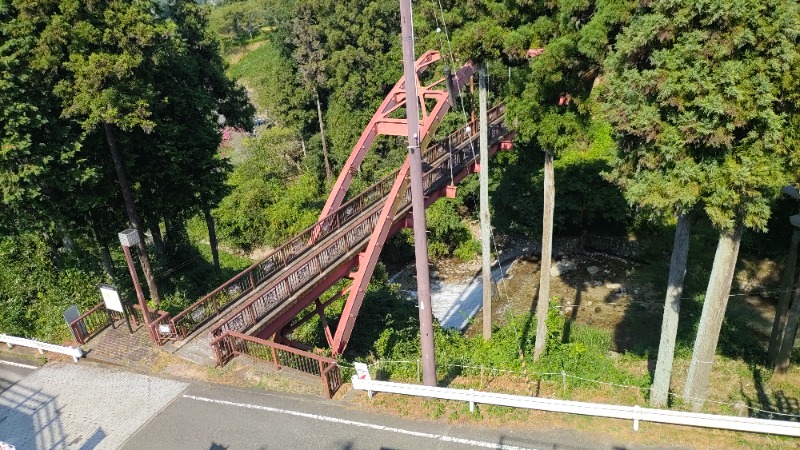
left=354, top=362, right=373, bottom=398
left=99, top=284, right=133, bottom=333
left=118, top=228, right=158, bottom=344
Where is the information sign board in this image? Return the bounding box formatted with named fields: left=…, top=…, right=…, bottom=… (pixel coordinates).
left=99, top=284, right=124, bottom=313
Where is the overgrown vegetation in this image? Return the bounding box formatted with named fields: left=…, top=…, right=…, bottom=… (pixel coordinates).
left=0, top=235, right=98, bottom=341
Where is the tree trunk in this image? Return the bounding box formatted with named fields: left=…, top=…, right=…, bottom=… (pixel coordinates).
left=164, top=215, right=176, bottom=251
left=57, top=220, right=74, bottom=252
left=204, top=207, right=220, bottom=271
left=99, top=243, right=115, bottom=282
left=768, top=228, right=800, bottom=363
left=104, top=122, right=161, bottom=304
left=775, top=281, right=800, bottom=375
left=650, top=214, right=691, bottom=407
left=683, top=225, right=743, bottom=410
left=299, top=134, right=307, bottom=158
left=315, top=89, right=332, bottom=185
left=151, top=223, right=166, bottom=258
left=534, top=150, right=555, bottom=361
left=479, top=64, right=491, bottom=341
left=88, top=212, right=114, bottom=281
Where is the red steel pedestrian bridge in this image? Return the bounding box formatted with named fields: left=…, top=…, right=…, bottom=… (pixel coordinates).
left=70, top=51, right=513, bottom=398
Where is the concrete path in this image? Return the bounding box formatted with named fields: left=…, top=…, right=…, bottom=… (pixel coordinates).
left=0, top=362, right=187, bottom=450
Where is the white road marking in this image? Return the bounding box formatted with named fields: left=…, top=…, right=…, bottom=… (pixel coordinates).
left=184, top=394, right=535, bottom=450
left=0, top=359, right=37, bottom=370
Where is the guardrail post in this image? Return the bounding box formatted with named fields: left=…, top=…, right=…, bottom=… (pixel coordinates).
left=270, top=345, right=280, bottom=370
left=469, top=389, right=476, bottom=413
left=633, top=405, right=641, bottom=431
left=561, top=370, right=567, bottom=395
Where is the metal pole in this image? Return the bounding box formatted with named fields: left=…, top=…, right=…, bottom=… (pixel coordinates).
left=122, top=244, right=150, bottom=327
left=400, top=0, right=436, bottom=387
left=122, top=307, right=134, bottom=334
left=479, top=64, right=491, bottom=341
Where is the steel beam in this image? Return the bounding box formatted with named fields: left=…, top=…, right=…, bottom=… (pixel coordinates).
left=318, top=52, right=475, bottom=221
left=330, top=161, right=411, bottom=354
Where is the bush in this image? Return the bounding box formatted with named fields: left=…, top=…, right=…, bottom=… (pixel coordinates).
left=0, top=234, right=100, bottom=342
left=214, top=127, right=321, bottom=250
left=425, top=199, right=475, bottom=259
left=453, top=238, right=481, bottom=261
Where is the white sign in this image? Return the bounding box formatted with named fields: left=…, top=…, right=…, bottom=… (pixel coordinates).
left=354, top=362, right=371, bottom=381
left=158, top=324, right=172, bottom=334
left=99, top=284, right=124, bottom=313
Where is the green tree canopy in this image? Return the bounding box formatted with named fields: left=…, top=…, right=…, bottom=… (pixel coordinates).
left=601, top=0, right=798, bottom=228
left=601, top=0, right=800, bottom=410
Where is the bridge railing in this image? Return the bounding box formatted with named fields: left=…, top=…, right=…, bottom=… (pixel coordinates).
left=208, top=106, right=508, bottom=346
left=168, top=107, right=503, bottom=341
left=69, top=301, right=127, bottom=345
left=211, top=330, right=342, bottom=398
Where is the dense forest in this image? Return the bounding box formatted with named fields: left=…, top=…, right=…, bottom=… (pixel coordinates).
left=2, top=0, right=799, bottom=414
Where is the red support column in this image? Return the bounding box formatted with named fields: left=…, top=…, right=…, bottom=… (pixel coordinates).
left=330, top=162, right=411, bottom=354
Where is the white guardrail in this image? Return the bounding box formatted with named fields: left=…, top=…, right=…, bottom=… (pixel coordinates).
left=351, top=376, right=800, bottom=437
left=1, top=334, right=83, bottom=362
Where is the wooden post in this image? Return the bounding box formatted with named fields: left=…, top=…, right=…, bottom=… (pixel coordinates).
left=479, top=64, right=492, bottom=341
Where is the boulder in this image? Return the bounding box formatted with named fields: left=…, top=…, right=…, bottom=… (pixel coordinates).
left=550, top=260, right=577, bottom=277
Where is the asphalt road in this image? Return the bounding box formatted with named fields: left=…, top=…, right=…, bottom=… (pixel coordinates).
left=0, top=357, right=37, bottom=393
left=120, top=383, right=678, bottom=450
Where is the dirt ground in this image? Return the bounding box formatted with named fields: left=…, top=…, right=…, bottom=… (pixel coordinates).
left=382, top=240, right=800, bottom=449
left=423, top=241, right=782, bottom=353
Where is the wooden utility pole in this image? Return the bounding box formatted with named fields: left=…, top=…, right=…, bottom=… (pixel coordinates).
left=399, top=0, right=436, bottom=386
left=479, top=64, right=492, bottom=340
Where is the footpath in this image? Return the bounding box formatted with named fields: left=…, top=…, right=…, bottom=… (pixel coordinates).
left=0, top=362, right=187, bottom=449
left=0, top=324, right=335, bottom=450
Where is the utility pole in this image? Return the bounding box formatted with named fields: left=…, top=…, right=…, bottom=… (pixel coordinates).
left=399, top=0, right=436, bottom=386
left=479, top=64, right=492, bottom=340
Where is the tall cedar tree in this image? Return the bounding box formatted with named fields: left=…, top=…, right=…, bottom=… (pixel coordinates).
left=0, top=0, right=92, bottom=239
left=502, top=0, right=636, bottom=361
left=134, top=1, right=253, bottom=268
left=291, top=1, right=332, bottom=185
left=601, top=0, right=799, bottom=409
